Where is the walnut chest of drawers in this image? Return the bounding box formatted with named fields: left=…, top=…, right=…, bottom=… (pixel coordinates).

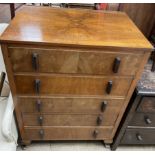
left=0, top=6, right=153, bottom=145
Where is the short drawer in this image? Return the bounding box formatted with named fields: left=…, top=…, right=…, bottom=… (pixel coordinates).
left=18, top=97, right=124, bottom=114
left=9, top=47, right=143, bottom=76
left=24, top=126, right=113, bottom=140
left=137, top=97, right=155, bottom=113
left=121, top=128, right=155, bottom=144
left=129, top=113, right=155, bottom=127
left=14, top=74, right=132, bottom=96
left=22, top=113, right=118, bottom=127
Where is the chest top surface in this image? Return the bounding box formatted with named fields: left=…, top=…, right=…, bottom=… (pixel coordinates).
left=0, top=6, right=153, bottom=50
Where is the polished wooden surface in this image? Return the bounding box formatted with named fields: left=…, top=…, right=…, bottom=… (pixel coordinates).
left=0, top=6, right=153, bottom=49
left=121, top=128, right=155, bottom=144
left=18, top=97, right=124, bottom=114
left=111, top=62, right=155, bottom=150
left=22, top=113, right=117, bottom=126
left=0, top=6, right=153, bottom=145
left=137, top=97, right=155, bottom=113
left=24, top=126, right=113, bottom=140
left=14, top=74, right=132, bottom=96
left=9, top=47, right=143, bottom=76
left=129, top=113, right=155, bottom=127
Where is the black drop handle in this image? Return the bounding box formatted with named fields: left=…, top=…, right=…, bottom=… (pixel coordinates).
left=93, top=129, right=99, bottom=138
left=106, top=81, right=113, bottom=94
left=36, top=100, right=42, bottom=112
left=97, top=115, right=103, bottom=125
left=32, top=53, right=39, bottom=71
left=35, top=79, right=41, bottom=94
left=38, top=116, right=43, bottom=126
left=39, top=129, right=44, bottom=139
left=144, top=116, right=152, bottom=124
left=101, top=101, right=107, bottom=112
left=136, top=133, right=143, bottom=141
left=113, top=57, right=121, bottom=73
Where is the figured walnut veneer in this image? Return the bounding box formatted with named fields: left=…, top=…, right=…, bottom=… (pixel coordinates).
left=0, top=6, right=153, bottom=145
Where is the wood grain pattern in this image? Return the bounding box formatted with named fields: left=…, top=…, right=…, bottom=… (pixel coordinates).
left=0, top=6, right=153, bottom=144
left=110, top=51, right=151, bottom=140
left=24, top=126, right=113, bottom=140
left=1, top=44, right=27, bottom=140
left=137, top=97, right=155, bottom=113
left=22, top=113, right=118, bottom=127
left=18, top=97, right=124, bottom=114
left=110, top=92, right=142, bottom=150
left=120, top=4, right=155, bottom=38
left=111, top=61, right=155, bottom=149
left=0, top=6, right=152, bottom=49
left=129, top=113, right=155, bottom=127
left=121, top=128, right=155, bottom=144
left=14, top=74, right=132, bottom=96
left=9, top=47, right=143, bottom=76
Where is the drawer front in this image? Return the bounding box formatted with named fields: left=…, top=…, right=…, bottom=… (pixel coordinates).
left=24, top=126, right=113, bottom=140
left=121, top=128, right=155, bottom=144
left=22, top=113, right=118, bottom=127
left=9, top=47, right=143, bottom=76
left=137, top=97, right=155, bottom=113
left=14, top=75, right=132, bottom=96
left=129, top=113, right=155, bottom=127
left=18, top=97, right=124, bottom=114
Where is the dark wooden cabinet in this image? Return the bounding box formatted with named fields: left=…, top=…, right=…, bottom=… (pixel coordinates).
left=0, top=6, right=152, bottom=145
left=111, top=61, right=155, bottom=150
left=121, top=128, right=155, bottom=144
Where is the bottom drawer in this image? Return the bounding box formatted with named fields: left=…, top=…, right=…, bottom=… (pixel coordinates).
left=121, top=128, right=155, bottom=144
left=24, top=126, right=113, bottom=140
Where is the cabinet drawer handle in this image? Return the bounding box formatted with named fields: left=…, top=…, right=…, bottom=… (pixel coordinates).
left=97, top=115, right=103, bottom=125
left=35, top=79, right=41, bottom=94
left=144, top=116, right=152, bottom=124
left=106, top=81, right=113, bottom=94
left=38, top=116, right=43, bottom=126
left=93, top=129, right=99, bottom=138
left=36, top=99, right=42, bottom=112
left=32, top=53, right=39, bottom=71
left=136, top=133, right=143, bottom=141
left=39, top=129, right=44, bottom=139
left=101, top=101, right=107, bottom=112
left=113, top=57, right=121, bottom=73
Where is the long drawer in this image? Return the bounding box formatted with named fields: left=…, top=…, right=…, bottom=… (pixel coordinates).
left=18, top=97, right=124, bottom=114
left=9, top=47, right=143, bottom=76
left=24, top=126, right=113, bottom=140
left=14, top=74, right=132, bottom=96
left=137, top=97, right=155, bottom=113
left=129, top=113, right=155, bottom=127
left=22, top=113, right=118, bottom=127
left=121, top=128, right=155, bottom=144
